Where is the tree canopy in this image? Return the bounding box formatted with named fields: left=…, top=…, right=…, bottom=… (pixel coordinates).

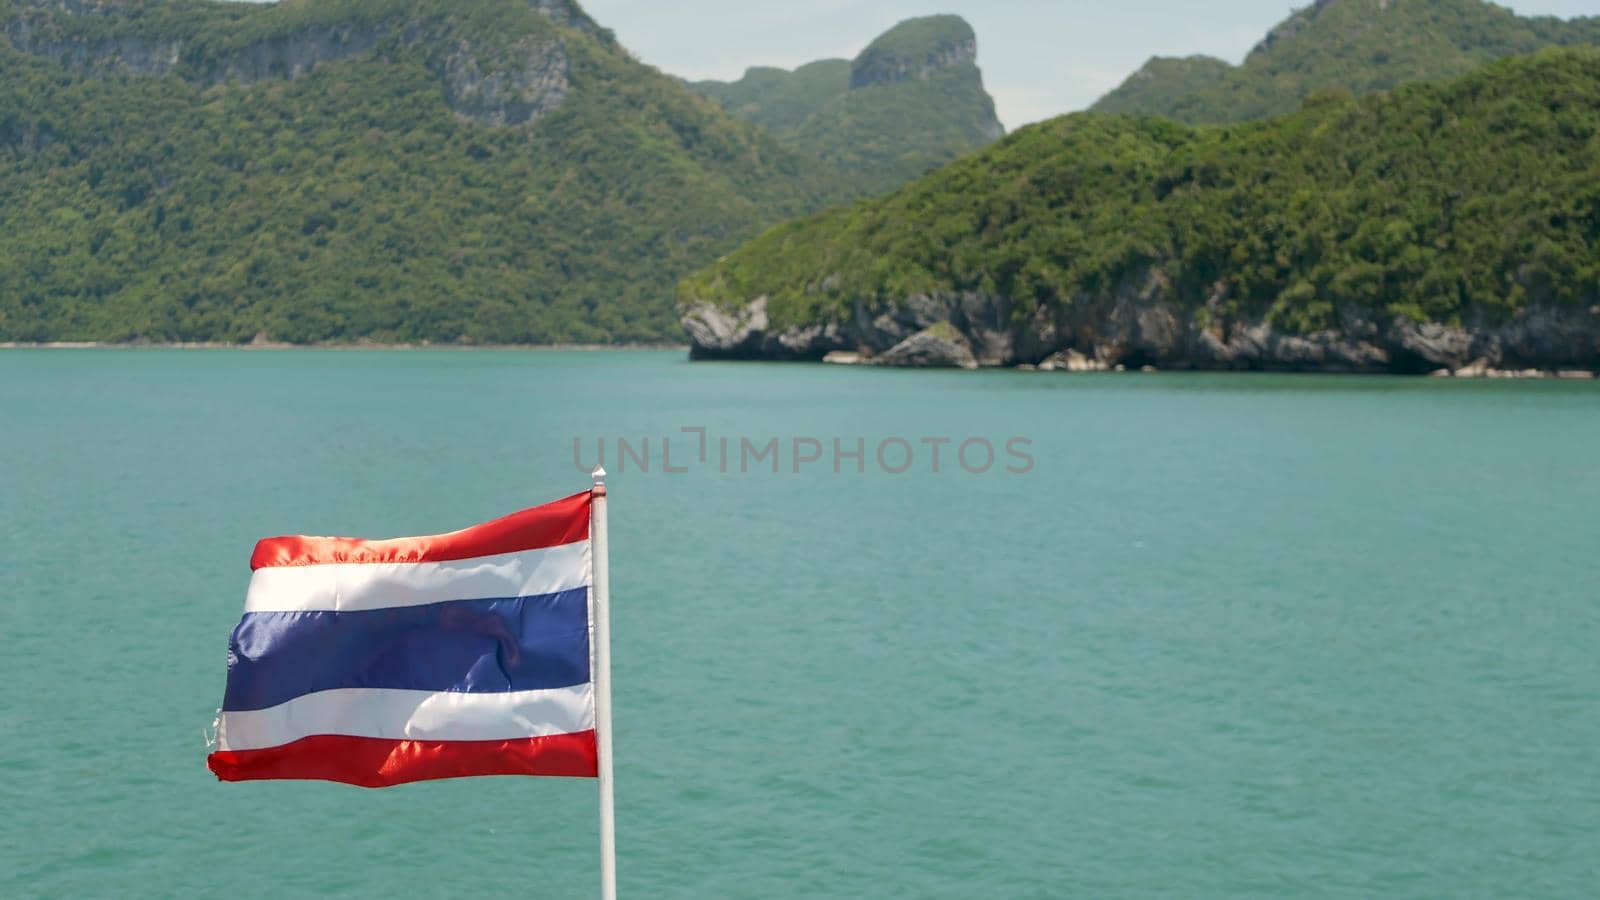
left=1092, top=0, right=1600, bottom=124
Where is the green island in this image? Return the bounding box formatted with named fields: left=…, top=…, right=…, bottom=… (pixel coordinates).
left=679, top=49, right=1600, bottom=373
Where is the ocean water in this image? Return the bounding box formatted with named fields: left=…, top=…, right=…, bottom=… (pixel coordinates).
left=2, top=349, right=1597, bottom=898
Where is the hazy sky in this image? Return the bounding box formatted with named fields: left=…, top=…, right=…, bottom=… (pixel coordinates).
left=581, top=0, right=1600, bottom=129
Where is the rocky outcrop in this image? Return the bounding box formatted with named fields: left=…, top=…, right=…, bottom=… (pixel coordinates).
left=529, top=0, right=603, bottom=37
left=681, top=273, right=1600, bottom=374
left=206, top=26, right=386, bottom=83
left=1, top=9, right=382, bottom=81
left=1, top=31, right=183, bottom=76
left=681, top=296, right=773, bottom=359
left=1249, top=0, right=1345, bottom=59
left=849, top=15, right=978, bottom=89
left=1039, top=349, right=1108, bottom=372
left=681, top=297, right=851, bottom=361
left=442, top=36, right=569, bottom=127
left=1, top=2, right=574, bottom=128
left=876, top=323, right=978, bottom=369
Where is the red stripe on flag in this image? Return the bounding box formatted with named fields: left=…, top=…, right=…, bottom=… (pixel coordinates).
left=207, top=730, right=598, bottom=787
left=250, top=491, right=591, bottom=570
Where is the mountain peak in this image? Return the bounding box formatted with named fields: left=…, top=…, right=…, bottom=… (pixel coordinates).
left=849, top=14, right=977, bottom=89
left=1248, top=0, right=1344, bottom=58
left=687, top=13, right=1000, bottom=192
left=1246, top=0, right=1405, bottom=59
left=526, top=0, right=604, bottom=38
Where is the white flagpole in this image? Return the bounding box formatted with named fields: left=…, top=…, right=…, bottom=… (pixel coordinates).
left=590, top=465, right=617, bottom=900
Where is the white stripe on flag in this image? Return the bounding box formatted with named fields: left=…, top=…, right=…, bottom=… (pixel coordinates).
left=244, top=540, right=591, bottom=613
left=216, top=683, right=596, bottom=751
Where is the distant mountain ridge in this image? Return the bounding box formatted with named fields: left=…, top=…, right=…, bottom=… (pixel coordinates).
left=1092, top=0, right=1600, bottom=123
left=691, top=15, right=1003, bottom=195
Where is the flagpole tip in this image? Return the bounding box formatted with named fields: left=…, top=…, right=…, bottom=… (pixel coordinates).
left=591, top=465, right=607, bottom=495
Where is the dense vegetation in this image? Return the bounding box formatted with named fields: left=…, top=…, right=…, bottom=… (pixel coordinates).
left=691, top=60, right=851, bottom=135
left=690, top=16, right=1003, bottom=196
left=1092, top=0, right=1600, bottom=124
left=682, top=50, right=1600, bottom=339
left=0, top=0, right=865, bottom=343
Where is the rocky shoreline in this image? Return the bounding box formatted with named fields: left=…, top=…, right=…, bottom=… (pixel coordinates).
left=817, top=344, right=1597, bottom=379
left=680, top=284, right=1600, bottom=378
left=815, top=347, right=1594, bottom=378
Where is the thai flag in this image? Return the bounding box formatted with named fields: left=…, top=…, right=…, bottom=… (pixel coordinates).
left=206, top=490, right=599, bottom=788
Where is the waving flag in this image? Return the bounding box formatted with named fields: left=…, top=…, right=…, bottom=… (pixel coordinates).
left=206, top=490, right=600, bottom=788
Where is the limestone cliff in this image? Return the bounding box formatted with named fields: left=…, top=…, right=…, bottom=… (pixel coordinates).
left=1, top=0, right=582, bottom=127
left=681, top=279, right=1600, bottom=374
left=848, top=14, right=978, bottom=89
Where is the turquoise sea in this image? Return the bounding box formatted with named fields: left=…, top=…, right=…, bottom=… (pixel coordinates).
left=2, top=349, right=1598, bottom=898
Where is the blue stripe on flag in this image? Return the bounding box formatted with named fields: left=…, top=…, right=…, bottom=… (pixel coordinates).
left=221, top=587, right=590, bottom=712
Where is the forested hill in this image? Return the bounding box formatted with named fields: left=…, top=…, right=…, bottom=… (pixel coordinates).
left=1092, top=0, right=1600, bottom=124
left=690, top=15, right=1004, bottom=195
left=680, top=50, right=1600, bottom=373
left=0, top=0, right=970, bottom=344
